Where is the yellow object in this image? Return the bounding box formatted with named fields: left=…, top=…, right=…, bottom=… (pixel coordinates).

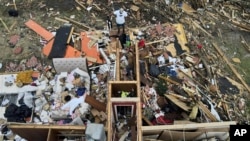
left=16, top=70, right=33, bottom=84
left=189, top=104, right=199, bottom=119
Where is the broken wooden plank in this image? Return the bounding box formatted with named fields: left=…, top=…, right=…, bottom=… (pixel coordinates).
left=212, top=43, right=250, bottom=93
left=165, top=94, right=191, bottom=112
left=191, top=20, right=213, bottom=38
left=66, top=27, right=74, bottom=44
left=197, top=101, right=218, bottom=122
left=55, top=17, right=70, bottom=23
left=240, top=35, right=250, bottom=52
left=75, top=0, right=86, bottom=10
left=0, top=18, right=10, bottom=33
left=231, top=20, right=250, bottom=31
left=131, top=5, right=139, bottom=12
left=80, top=32, right=104, bottom=64
left=64, top=17, right=91, bottom=30
left=158, top=75, right=181, bottom=85
left=85, top=95, right=106, bottom=112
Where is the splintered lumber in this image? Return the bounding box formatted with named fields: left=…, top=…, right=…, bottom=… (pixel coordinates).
left=55, top=17, right=70, bottom=23
left=192, top=20, right=213, bottom=38
left=63, top=17, right=91, bottom=30
left=158, top=75, right=181, bottom=85
left=165, top=94, right=191, bottom=112
left=240, top=35, right=250, bottom=52
left=197, top=101, right=217, bottom=122
left=67, top=27, right=74, bottom=44
left=231, top=20, right=250, bottom=31
left=75, top=0, right=86, bottom=10
left=116, top=40, right=121, bottom=81
left=0, top=18, right=10, bottom=33
left=9, top=20, right=17, bottom=31
left=145, top=39, right=168, bottom=46
left=212, top=43, right=250, bottom=93
left=85, top=95, right=106, bottom=112
left=169, top=93, right=188, bottom=101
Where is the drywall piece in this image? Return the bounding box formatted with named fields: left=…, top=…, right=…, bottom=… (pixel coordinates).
left=25, top=19, right=54, bottom=41
left=52, top=58, right=88, bottom=73
left=85, top=123, right=106, bottom=141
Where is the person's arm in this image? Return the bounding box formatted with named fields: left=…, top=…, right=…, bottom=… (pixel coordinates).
left=124, top=11, right=128, bottom=17
left=113, top=10, right=117, bottom=17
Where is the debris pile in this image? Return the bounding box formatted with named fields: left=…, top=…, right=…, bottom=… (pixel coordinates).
left=0, top=0, right=250, bottom=140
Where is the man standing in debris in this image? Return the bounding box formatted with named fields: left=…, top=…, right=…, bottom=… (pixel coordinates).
left=113, top=8, right=128, bottom=34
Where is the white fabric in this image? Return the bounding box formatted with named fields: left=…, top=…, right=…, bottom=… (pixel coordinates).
left=113, top=10, right=127, bottom=24
left=157, top=55, right=165, bottom=66
left=61, top=95, right=85, bottom=115
left=17, top=92, right=34, bottom=108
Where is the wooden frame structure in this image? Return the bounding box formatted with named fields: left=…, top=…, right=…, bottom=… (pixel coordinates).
left=7, top=31, right=236, bottom=141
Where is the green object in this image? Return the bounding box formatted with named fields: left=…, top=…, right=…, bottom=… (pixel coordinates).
left=125, top=41, right=131, bottom=47
left=155, top=79, right=168, bottom=96
left=121, top=91, right=129, bottom=98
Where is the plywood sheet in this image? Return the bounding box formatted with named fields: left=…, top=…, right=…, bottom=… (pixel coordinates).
left=165, top=24, right=189, bottom=57
left=25, top=19, right=54, bottom=41
left=52, top=58, right=88, bottom=73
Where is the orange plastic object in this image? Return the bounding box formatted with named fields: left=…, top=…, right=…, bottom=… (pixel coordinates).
left=80, top=32, right=104, bottom=64
left=42, top=39, right=81, bottom=58
left=25, top=19, right=54, bottom=41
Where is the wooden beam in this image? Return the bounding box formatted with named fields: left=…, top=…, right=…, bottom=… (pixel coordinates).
left=67, top=27, right=74, bottom=44
left=141, top=121, right=236, bottom=131
left=212, top=43, right=250, bottom=93
left=135, top=41, right=142, bottom=141
left=116, top=40, right=121, bottom=81
left=165, top=94, right=191, bottom=112
left=75, top=0, right=86, bottom=10
left=110, top=97, right=140, bottom=102
left=55, top=17, right=70, bottom=23
left=8, top=124, right=86, bottom=130
left=107, top=82, right=112, bottom=141
left=109, top=81, right=137, bottom=84
left=0, top=18, right=10, bottom=33
left=197, top=101, right=218, bottom=122
left=63, top=17, right=91, bottom=30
